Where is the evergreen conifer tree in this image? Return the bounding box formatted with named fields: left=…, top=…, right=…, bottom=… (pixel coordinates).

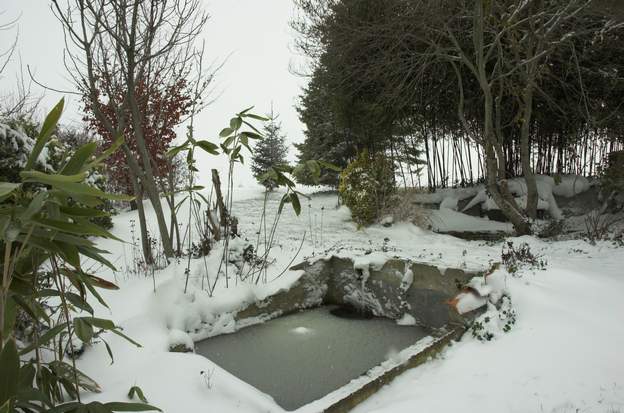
left=251, top=109, right=289, bottom=190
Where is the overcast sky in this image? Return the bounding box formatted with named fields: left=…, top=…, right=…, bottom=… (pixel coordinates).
left=0, top=0, right=308, bottom=187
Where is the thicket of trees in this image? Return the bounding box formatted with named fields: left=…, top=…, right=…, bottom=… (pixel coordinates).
left=293, top=0, right=624, bottom=233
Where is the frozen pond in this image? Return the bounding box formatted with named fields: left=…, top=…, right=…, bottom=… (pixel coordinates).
left=195, top=306, right=429, bottom=411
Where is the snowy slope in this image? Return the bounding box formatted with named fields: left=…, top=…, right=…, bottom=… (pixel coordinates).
left=74, top=188, right=624, bottom=413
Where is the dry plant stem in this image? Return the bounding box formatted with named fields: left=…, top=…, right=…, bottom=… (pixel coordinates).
left=51, top=256, right=81, bottom=402
left=0, top=241, right=12, bottom=345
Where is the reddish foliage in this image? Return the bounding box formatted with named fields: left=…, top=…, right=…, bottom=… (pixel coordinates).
left=83, top=73, right=192, bottom=193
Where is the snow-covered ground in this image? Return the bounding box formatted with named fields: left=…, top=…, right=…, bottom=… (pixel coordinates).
left=76, top=185, right=624, bottom=413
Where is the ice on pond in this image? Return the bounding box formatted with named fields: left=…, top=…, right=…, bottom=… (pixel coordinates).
left=195, top=306, right=429, bottom=410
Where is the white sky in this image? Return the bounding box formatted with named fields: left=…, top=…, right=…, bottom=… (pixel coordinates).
left=0, top=0, right=309, bottom=187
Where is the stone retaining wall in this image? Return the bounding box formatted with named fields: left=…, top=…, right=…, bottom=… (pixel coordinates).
left=235, top=256, right=482, bottom=329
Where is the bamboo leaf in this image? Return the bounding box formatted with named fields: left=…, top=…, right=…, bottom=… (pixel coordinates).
left=0, top=182, right=19, bottom=198
left=229, top=117, right=242, bottom=130
left=219, top=127, right=234, bottom=138
left=127, top=386, right=148, bottom=404
left=243, top=113, right=270, bottom=121
left=25, top=98, right=64, bottom=170
left=103, top=402, right=161, bottom=412
left=87, top=135, right=125, bottom=168
left=195, top=140, right=219, bottom=155
left=0, top=339, right=19, bottom=406
left=18, top=324, right=66, bottom=355
left=73, top=318, right=94, bottom=343
left=290, top=192, right=302, bottom=216
left=62, top=142, right=97, bottom=175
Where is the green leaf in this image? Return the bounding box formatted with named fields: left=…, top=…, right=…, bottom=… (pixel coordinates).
left=0, top=339, right=19, bottom=407
left=60, top=206, right=110, bottom=218
left=101, top=338, right=114, bottom=365
left=68, top=271, right=110, bottom=309
left=110, top=329, right=141, bottom=348
left=46, top=402, right=82, bottom=413
left=73, top=318, right=94, bottom=343
left=16, top=386, right=53, bottom=410
left=166, top=142, right=189, bottom=159
left=62, top=142, right=97, bottom=175
left=240, top=131, right=262, bottom=140
left=244, top=113, right=270, bottom=121
left=77, top=247, right=118, bottom=272
left=82, top=317, right=115, bottom=330
left=32, top=217, right=121, bottom=241
left=103, top=402, right=161, bottom=412
left=238, top=105, right=254, bottom=115
left=127, top=386, right=148, bottom=403
left=58, top=242, right=81, bottom=268
left=222, top=135, right=235, bottom=149
left=49, top=361, right=101, bottom=393
left=290, top=192, right=301, bottom=216
left=13, top=294, right=50, bottom=323
left=19, top=324, right=66, bottom=355
left=20, top=192, right=48, bottom=222
left=241, top=120, right=262, bottom=135
left=195, top=140, right=219, bottom=155
left=278, top=193, right=291, bottom=215
left=229, top=117, right=242, bottom=130
left=230, top=145, right=241, bottom=161
left=219, top=127, right=234, bottom=138
left=48, top=182, right=133, bottom=202
left=2, top=296, right=16, bottom=337
left=87, top=135, right=125, bottom=169
left=66, top=292, right=95, bottom=314
left=41, top=171, right=99, bottom=187
left=0, top=182, right=19, bottom=198
left=25, top=98, right=64, bottom=171
left=18, top=364, right=36, bottom=389
left=84, top=274, right=119, bottom=290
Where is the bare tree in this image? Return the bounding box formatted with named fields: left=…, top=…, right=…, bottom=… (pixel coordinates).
left=0, top=12, right=41, bottom=119
left=52, top=0, right=209, bottom=259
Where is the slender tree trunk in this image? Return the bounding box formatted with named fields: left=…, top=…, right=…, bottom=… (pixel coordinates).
left=520, top=83, right=539, bottom=219
left=211, top=169, right=228, bottom=228
left=131, top=175, right=153, bottom=265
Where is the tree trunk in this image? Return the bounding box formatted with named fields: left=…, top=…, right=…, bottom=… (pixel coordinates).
left=520, top=84, right=539, bottom=219
left=131, top=175, right=153, bottom=265
left=124, top=89, right=174, bottom=258
left=211, top=169, right=228, bottom=228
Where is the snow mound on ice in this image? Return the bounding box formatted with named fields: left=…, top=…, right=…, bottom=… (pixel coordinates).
left=396, top=313, right=417, bottom=326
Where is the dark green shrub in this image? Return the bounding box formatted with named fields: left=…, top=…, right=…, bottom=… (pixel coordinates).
left=338, top=150, right=395, bottom=226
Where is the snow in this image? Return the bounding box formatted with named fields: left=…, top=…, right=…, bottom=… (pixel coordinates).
left=354, top=239, right=624, bottom=413
left=167, top=329, right=194, bottom=351
left=552, top=175, right=592, bottom=198
left=60, top=184, right=624, bottom=413
left=457, top=175, right=592, bottom=221
left=396, top=314, right=416, bottom=326
left=400, top=266, right=414, bottom=291
left=353, top=252, right=391, bottom=284
left=291, top=326, right=313, bottom=335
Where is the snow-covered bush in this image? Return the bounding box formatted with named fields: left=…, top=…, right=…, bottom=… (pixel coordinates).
left=381, top=189, right=430, bottom=228
left=501, top=241, right=547, bottom=275
left=470, top=295, right=517, bottom=341
left=338, top=150, right=395, bottom=226
left=0, top=121, right=51, bottom=181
